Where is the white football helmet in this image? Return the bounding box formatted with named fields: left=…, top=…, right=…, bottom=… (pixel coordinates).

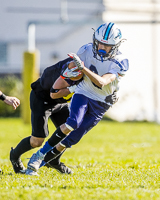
left=93, top=22, right=124, bottom=61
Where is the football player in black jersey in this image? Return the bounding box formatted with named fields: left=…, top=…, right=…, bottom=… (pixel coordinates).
left=10, top=57, right=82, bottom=174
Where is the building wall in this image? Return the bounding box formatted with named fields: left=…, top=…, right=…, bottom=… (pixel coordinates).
left=0, top=0, right=103, bottom=73
left=103, top=0, right=160, bottom=122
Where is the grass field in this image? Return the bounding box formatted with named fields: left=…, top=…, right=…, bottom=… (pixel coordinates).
left=0, top=118, right=160, bottom=200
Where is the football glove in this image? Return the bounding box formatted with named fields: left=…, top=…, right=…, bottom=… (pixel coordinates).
left=61, top=63, right=81, bottom=79
left=105, top=91, right=119, bottom=105
left=68, top=53, right=84, bottom=70
left=112, top=91, right=119, bottom=104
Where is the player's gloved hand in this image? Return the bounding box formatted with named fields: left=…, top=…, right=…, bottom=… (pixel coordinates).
left=61, top=65, right=81, bottom=79
left=67, top=85, right=77, bottom=93
left=112, top=91, right=119, bottom=104
left=68, top=53, right=84, bottom=70
left=105, top=91, right=119, bottom=105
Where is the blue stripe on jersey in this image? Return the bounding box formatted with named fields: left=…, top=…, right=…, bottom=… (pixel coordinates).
left=121, top=59, right=129, bottom=71
left=109, top=58, right=129, bottom=71
left=103, top=22, right=114, bottom=40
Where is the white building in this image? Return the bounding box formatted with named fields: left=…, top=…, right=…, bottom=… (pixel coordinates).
left=0, top=0, right=104, bottom=73
left=103, top=0, right=160, bottom=122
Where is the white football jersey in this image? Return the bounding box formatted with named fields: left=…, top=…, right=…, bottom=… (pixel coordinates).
left=75, top=43, right=129, bottom=104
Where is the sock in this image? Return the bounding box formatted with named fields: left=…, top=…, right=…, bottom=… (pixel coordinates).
left=12, top=136, right=32, bottom=159
left=39, top=127, right=66, bottom=155
left=48, top=127, right=67, bottom=147
left=44, top=147, right=61, bottom=163
left=40, top=141, right=52, bottom=155
left=39, top=148, right=62, bottom=169
left=47, top=150, right=66, bottom=165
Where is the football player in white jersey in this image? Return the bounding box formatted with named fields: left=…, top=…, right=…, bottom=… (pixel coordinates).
left=26, top=22, right=129, bottom=175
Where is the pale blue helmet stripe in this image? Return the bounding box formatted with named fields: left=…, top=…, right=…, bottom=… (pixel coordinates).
left=103, top=22, right=114, bottom=40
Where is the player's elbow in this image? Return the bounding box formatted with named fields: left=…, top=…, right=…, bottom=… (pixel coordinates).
left=98, top=78, right=109, bottom=88
left=98, top=82, right=104, bottom=88
left=104, top=74, right=116, bottom=86
left=108, top=75, right=116, bottom=84
left=50, top=93, right=57, bottom=99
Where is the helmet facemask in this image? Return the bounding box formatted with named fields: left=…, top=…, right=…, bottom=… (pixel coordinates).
left=92, top=23, right=125, bottom=62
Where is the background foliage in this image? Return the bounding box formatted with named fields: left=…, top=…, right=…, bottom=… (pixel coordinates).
left=0, top=76, right=23, bottom=117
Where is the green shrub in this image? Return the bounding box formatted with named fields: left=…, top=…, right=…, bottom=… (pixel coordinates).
left=0, top=75, right=23, bottom=117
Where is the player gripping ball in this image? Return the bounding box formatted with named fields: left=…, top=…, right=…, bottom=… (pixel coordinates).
left=61, top=55, right=84, bottom=81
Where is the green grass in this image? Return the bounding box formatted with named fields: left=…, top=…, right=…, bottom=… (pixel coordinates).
left=0, top=118, right=160, bottom=200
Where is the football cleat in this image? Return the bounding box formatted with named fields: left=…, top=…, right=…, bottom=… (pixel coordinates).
left=45, top=162, right=73, bottom=174
left=25, top=168, right=39, bottom=176
left=27, top=150, right=44, bottom=172
left=10, top=147, right=26, bottom=174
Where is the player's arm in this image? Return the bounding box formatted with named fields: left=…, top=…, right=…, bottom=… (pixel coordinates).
left=68, top=53, right=116, bottom=88
left=50, top=77, right=70, bottom=99
left=50, top=77, right=75, bottom=99
left=0, top=90, right=20, bottom=110
left=82, top=66, right=116, bottom=88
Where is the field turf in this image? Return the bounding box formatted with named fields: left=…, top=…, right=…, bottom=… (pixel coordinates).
left=0, top=118, right=160, bottom=200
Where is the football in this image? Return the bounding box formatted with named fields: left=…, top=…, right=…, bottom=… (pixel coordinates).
left=68, top=61, right=84, bottom=81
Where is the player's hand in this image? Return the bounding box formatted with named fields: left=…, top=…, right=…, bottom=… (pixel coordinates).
left=61, top=66, right=81, bottom=78
left=105, top=92, right=119, bottom=105
left=67, top=53, right=84, bottom=70
left=4, top=96, right=20, bottom=110
left=112, top=92, right=119, bottom=104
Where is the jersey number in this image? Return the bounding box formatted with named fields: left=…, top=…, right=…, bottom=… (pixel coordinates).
left=89, top=65, right=101, bottom=89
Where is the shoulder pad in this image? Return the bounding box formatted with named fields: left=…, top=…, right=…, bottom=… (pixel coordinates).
left=77, top=43, right=91, bottom=55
